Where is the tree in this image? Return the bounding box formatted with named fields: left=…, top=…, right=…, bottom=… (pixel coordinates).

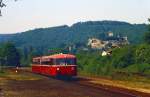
left=144, top=19, right=150, bottom=44
left=135, top=44, right=150, bottom=64
left=2, top=42, right=20, bottom=66
left=111, top=46, right=135, bottom=68
left=0, top=0, right=17, bottom=16
left=0, top=47, right=5, bottom=72
left=0, top=0, right=6, bottom=16
left=20, top=46, right=36, bottom=66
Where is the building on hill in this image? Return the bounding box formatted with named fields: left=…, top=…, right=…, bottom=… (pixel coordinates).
left=108, top=31, right=114, bottom=37
left=102, top=50, right=112, bottom=56
left=87, top=32, right=130, bottom=52
left=87, top=38, right=108, bottom=49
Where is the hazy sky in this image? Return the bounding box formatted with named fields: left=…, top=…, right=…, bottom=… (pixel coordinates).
left=0, top=0, right=150, bottom=34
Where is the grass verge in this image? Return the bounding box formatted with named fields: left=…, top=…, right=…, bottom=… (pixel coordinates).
left=79, top=71, right=150, bottom=94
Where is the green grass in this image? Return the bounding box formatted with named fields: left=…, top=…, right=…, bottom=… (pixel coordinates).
left=0, top=70, right=9, bottom=77
left=79, top=69, right=150, bottom=84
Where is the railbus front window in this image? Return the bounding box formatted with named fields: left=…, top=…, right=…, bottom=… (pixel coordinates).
left=54, top=58, right=76, bottom=65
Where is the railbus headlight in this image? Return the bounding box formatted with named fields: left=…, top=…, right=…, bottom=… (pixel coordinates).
left=71, top=67, right=74, bottom=70
left=57, top=68, right=60, bottom=71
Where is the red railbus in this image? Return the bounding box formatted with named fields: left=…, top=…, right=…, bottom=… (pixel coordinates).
left=32, top=53, right=77, bottom=77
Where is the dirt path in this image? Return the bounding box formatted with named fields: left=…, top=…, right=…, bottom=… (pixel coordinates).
left=0, top=69, right=140, bottom=97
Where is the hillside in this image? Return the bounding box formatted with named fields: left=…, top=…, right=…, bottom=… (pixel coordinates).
left=0, top=21, right=148, bottom=53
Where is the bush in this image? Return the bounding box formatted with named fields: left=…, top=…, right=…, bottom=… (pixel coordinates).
left=135, top=44, right=150, bottom=64
left=111, top=46, right=135, bottom=68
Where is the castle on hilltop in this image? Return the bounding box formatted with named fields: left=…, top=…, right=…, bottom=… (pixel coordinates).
left=87, top=32, right=129, bottom=55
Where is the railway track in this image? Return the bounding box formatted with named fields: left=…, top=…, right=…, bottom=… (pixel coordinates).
left=5, top=67, right=150, bottom=97
left=75, top=80, right=138, bottom=97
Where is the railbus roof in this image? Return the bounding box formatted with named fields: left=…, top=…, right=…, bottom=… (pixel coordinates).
left=33, top=54, right=76, bottom=60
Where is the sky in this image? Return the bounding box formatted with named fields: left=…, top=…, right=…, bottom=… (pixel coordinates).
left=0, top=0, right=150, bottom=34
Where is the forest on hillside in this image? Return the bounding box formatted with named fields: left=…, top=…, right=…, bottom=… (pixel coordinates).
left=0, top=21, right=148, bottom=55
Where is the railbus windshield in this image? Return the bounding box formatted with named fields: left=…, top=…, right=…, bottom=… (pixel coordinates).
left=54, top=58, right=76, bottom=65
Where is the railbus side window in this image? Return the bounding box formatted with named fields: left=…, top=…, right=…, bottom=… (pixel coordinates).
left=49, top=59, right=53, bottom=65
left=33, top=59, right=40, bottom=64
left=41, top=59, right=53, bottom=65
